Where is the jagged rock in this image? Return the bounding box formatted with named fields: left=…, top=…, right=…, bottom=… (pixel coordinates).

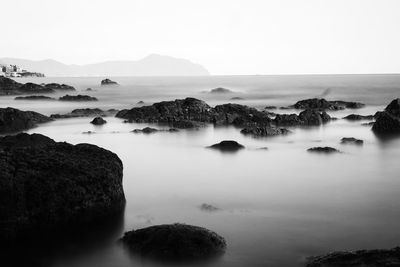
left=341, top=137, right=364, bottom=145
left=51, top=108, right=116, bottom=119
left=289, top=98, right=364, bottom=110
left=90, top=117, right=107, bottom=125
left=15, top=95, right=56, bottom=100
left=306, top=246, right=400, bottom=267
left=59, top=95, right=98, bottom=101
left=208, top=140, right=245, bottom=151
left=372, top=99, right=400, bottom=134
left=307, top=147, right=341, bottom=153
left=121, top=223, right=226, bottom=262
left=274, top=109, right=331, bottom=126
left=241, top=125, right=290, bottom=137
left=213, top=103, right=271, bottom=126
left=0, top=107, right=52, bottom=133
left=343, top=114, right=375, bottom=121
left=0, top=133, right=125, bottom=240
left=101, top=79, right=118, bottom=85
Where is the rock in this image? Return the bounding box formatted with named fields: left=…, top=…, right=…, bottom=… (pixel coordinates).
left=200, top=203, right=219, bottom=212
left=15, top=95, right=56, bottom=100
left=274, top=109, right=331, bottom=126
left=172, top=120, right=204, bottom=129
left=59, top=95, right=98, bottom=101
left=0, top=77, right=22, bottom=94
left=362, top=122, right=375, bottom=126
left=341, top=137, right=364, bottom=145
left=240, top=125, right=290, bottom=137
left=213, top=103, right=271, bottom=126
left=208, top=87, right=232, bottom=94
left=18, top=83, right=54, bottom=94
left=208, top=140, right=245, bottom=151
left=265, top=106, right=277, bottom=109
left=306, top=246, right=400, bottom=267
left=0, top=77, right=75, bottom=95
left=82, top=131, right=95, bottom=134
left=307, top=147, right=341, bottom=153
left=86, top=88, right=93, bottom=91
left=231, top=97, right=244, bottom=100
left=372, top=99, right=400, bottom=134
left=329, top=100, right=365, bottom=109
left=120, top=223, right=226, bottom=262
left=51, top=108, right=115, bottom=119
left=90, top=117, right=107, bottom=125
left=44, top=83, right=75, bottom=91
left=343, top=114, right=374, bottom=121
left=132, top=127, right=158, bottom=134
left=137, top=101, right=145, bottom=104
left=0, top=107, right=52, bottom=134
left=0, top=133, right=125, bottom=240
left=101, top=79, right=118, bottom=85
left=289, top=98, right=364, bottom=110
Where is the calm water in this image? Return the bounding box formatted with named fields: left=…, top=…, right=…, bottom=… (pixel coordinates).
left=2, top=75, right=400, bottom=267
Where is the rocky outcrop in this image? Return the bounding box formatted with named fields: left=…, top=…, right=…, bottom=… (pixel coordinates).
left=208, top=140, right=245, bottom=151
left=241, top=125, right=290, bottom=137
left=372, top=99, right=400, bottom=134
left=0, top=107, right=52, bottom=133
left=265, top=106, right=277, bottom=109
left=132, top=127, right=178, bottom=133
left=343, top=114, right=374, bottom=121
left=0, top=133, right=125, bottom=240
left=15, top=95, right=56, bottom=100
left=213, top=103, right=271, bottom=126
left=51, top=108, right=117, bottom=119
left=18, top=83, right=54, bottom=94
left=101, top=79, right=118, bottom=85
left=289, top=98, right=364, bottom=110
left=44, top=83, right=75, bottom=91
left=0, top=77, right=75, bottom=95
left=306, top=246, right=400, bottom=267
left=121, top=223, right=226, bottom=262
left=274, top=109, right=331, bottom=126
left=307, top=147, right=341, bottom=153
left=172, top=120, right=204, bottom=129
left=90, top=117, right=107, bottom=125
left=59, top=95, right=98, bottom=101
left=341, top=137, right=363, bottom=145
left=208, top=87, right=233, bottom=94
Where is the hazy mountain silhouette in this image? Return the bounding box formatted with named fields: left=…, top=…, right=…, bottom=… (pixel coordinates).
left=0, top=54, right=210, bottom=77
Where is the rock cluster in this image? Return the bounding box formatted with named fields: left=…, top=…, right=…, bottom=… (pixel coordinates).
left=241, top=125, right=290, bottom=137
left=372, top=98, right=400, bottom=134
left=274, top=109, right=331, bottom=126
left=288, top=98, right=364, bottom=110
left=0, top=107, right=52, bottom=133
left=51, top=108, right=117, bottom=119
left=0, top=77, right=75, bottom=95
left=343, top=114, right=375, bottom=121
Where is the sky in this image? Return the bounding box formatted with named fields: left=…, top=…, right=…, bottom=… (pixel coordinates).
left=1, top=0, right=400, bottom=75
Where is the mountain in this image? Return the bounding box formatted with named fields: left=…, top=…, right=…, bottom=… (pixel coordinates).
left=0, top=54, right=210, bottom=77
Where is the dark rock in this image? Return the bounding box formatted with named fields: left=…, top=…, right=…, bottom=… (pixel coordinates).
left=0, top=77, right=22, bottom=94
left=372, top=99, right=400, bottom=134
left=241, top=125, right=290, bottom=137
left=0, top=133, right=125, bottom=240
left=200, top=203, right=219, bottom=212
left=289, top=98, right=364, bottom=110
left=18, top=83, right=54, bottom=94
left=341, top=137, right=364, bottom=145
left=265, top=106, right=277, bottom=109
left=132, top=127, right=159, bottom=134
left=86, top=88, right=93, bottom=91
left=362, top=122, right=375, bottom=126
left=101, top=79, right=118, bottom=85
left=51, top=108, right=112, bottom=119
left=306, top=246, right=400, bottom=267
left=274, top=109, right=331, bottom=126
left=307, top=147, right=341, bottom=153
left=209, top=87, right=232, bottom=94
left=0, top=77, right=75, bottom=95
left=343, top=114, right=374, bottom=120
left=82, top=131, right=95, bottom=134
left=213, top=103, right=271, bottom=126
left=120, top=223, right=226, bottom=262
left=0, top=107, right=52, bottom=134
left=330, top=100, right=365, bottom=109
left=209, top=140, right=245, bottom=151
left=15, top=95, right=56, bottom=100
left=172, top=120, right=205, bottom=129
left=90, top=117, right=107, bottom=125
left=44, top=83, right=75, bottom=91
left=59, top=95, right=98, bottom=101
left=137, top=101, right=145, bottom=104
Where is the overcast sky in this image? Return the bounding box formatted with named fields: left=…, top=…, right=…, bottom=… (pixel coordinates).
left=2, top=0, right=400, bottom=75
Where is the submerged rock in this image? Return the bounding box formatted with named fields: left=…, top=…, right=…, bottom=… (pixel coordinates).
left=121, top=223, right=226, bottom=262
left=15, top=95, right=56, bottom=100
left=306, top=246, right=400, bottom=267
left=101, top=79, right=118, bottom=85
left=0, top=107, right=52, bottom=133
left=209, top=140, right=245, bottom=151
left=341, top=137, right=364, bottom=145
left=307, top=147, right=341, bottom=153
left=59, top=94, right=98, bottom=101
left=90, top=117, right=107, bottom=125
left=373, top=99, right=400, bottom=134
left=0, top=133, right=125, bottom=240
left=343, top=114, right=374, bottom=121
left=241, top=125, right=290, bottom=137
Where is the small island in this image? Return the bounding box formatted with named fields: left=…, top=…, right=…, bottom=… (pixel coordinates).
left=101, top=78, right=118, bottom=85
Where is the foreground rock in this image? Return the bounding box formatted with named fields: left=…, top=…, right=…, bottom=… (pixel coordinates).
left=15, top=95, right=56, bottom=101
left=0, top=133, right=125, bottom=240
left=341, top=137, right=363, bottom=145
left=307, top=147, right=341, bottom=153
left=343, top=114, right=374, bottom=121
left=306, top=246, right=400, bottom=267
left=0, top=77, right=75, bottom=95
left=51, top=108, right=117, bottom=119
left=372, top=99, right=400, bottom=134
left=0, top=107, right=52, bottom=133
left=274, top=109, right=331, bottom=126
left=241, top=125, right=290, bottom=137
left=209, top=140, right=244, bottom=151
left=121, top=223, right=226, bottom=262
left=288, top=98, right=364, bottom=110
left=59, top=94, right=98, bottom=101
left=101, top=78, right=118, bottom=85
left=90, top=117, right=107, bottom=125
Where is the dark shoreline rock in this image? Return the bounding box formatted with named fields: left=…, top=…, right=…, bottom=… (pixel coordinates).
left=1, top=77, right=75, bottom=95
left=372, top=99, right=400, bottom=134
left=90, top=117, right=107, bottom=125
left=209, top=140, right=244, bottom=151
left=0, top=133, right=125, bottom=241
left=343, top=114, right=375, bottom=121
left=0, top=107, right=52, bottom=133
left=120, top=223, right=226, bottom=262
left=15, top=95, right=56, bottom=101
left=101, top=79, right=118, bottom=85
left=59, top=94, right=98, bottom=101
left=288, top=98, right=364, bottom=110
left=307, top=147, right=341, bottom=153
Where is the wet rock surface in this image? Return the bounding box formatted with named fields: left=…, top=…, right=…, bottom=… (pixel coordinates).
left=59, top=94, right=98, bottom=101
left=341, top=137, right=364, bottom=145
left=307, top=147, right=341, bottom=153
left=209, top=140, right=245, bottom=151
left=306, top=246, right=400, bottom=267
left=15, top=95, right=56, bottom=100
left=0, top=133, right=125, bottom=241
left=90, top=117, right=107, bottom=125
left=121, top=223, right=226, bottom=262
left=101, top=79, right=118, bottom=85
left=373, top=99, right=400, bottom=134
left=0, top=107, right=52, bottom=133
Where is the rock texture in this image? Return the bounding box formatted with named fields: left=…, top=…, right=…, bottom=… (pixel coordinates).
left=208, top=140, right=244, bottom=151
left=121, top=223, right=226, bottom=262
left=289, top=98, right=364, bottom=110
left=15, top=95, right=56, bottom=100
left=0, top=133, right=125, bottom=240
left=306, top=247, right=400, bottom=267
left=343, top=114, right=375, bottom=121
left=59, top=95, right=98, bottom=101
left=101, top=79, right=118, bottom=85
left=51, top=108, right=117, bottom=119
left=241, top=125, right=290, bottom=137
left=341, top=137, right=364, bottom=145
left=90, top=117, right=107, bottom=125
left=0, top=107, right=52, bottom=133
left=0, top=77, right=75, bottom=95
left=274, top=109, right=331, bottom=126
left=372, top=99, right=400, bottom=134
